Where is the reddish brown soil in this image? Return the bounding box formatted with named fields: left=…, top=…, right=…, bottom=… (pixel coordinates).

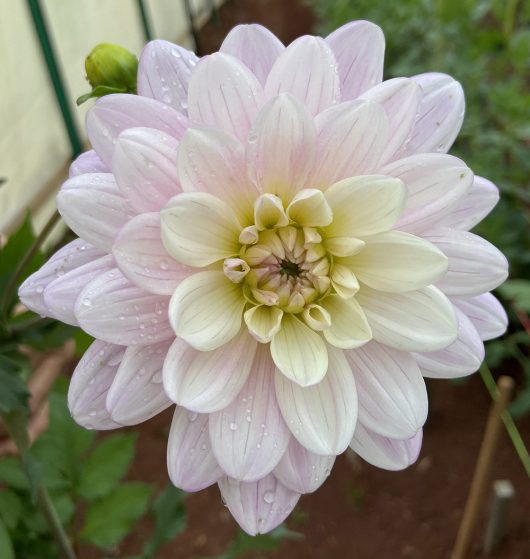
left=79, top=1, right=529, bottom=557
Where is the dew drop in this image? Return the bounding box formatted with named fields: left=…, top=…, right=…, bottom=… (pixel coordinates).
left=229, top=422, right=238, bottom=431
left=188, top=412, right=198, bottom=422
left=263, top=491, right=275, bottom=504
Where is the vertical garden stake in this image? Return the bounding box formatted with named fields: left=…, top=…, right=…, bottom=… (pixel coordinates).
left=452, top=376, right=515, bottom=559
left=483, top=479, right=515, bottom=554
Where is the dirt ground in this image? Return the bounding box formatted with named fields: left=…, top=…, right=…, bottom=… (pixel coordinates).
left=81, top=1, right=529, bottom=557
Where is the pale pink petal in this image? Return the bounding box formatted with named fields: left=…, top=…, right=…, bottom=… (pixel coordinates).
left=345, top=342, right=427, bottom=439
left=86, top=94, right=187, bottom=165
left=44, top=255, right=114, bottom=325
left=168, top=271, right=245, bottom=351
left=220, top=24, right=284, bottom=85
left=137, top=39, right=198, bottom=113
left=163, top=329, right=257, bottom=413
left=452, top=293, right=508, bottom=341
left=275, top=346, right=357, bottom=455
left=113, top=213, right=193, bottom=295
left=167, top=409, right=223, bottom=492
left=414, top=307, right=484, bottom=378
left=356, top=285, right=458, bottom=352
left=274, top=438, right=335, bottom=494
left=177, top=127, right=258, bottom=226
left=218, top=474, right=300, bottom=535
left=75, top=268, right=172, bottom=346
left=361, top=78, right=421, bottom=165
left=19, top=239, right=104, bottom=317
left=265, top=36, right=339, bottom=115
left=437, top=176, right=500, bottom=231
left=68, top=340, right=124, bottom=430
left=57, top=173, right=135, bottom=251
left=384, top=153, right=473, bottom=234
left=310, top=100, right=388, bottom=188
left=325, top=20, right=385, bottom=100
left=112, top=127, right=181, bottom=213
left=423, top=228, right=509, bottom=296
left=210, top=345, right=290, bottom=482
left=403, top=73, right=465, bottom=155
left=246, top=93, right=317, bottom=203
left=187, top=53, right=263, bottom=142
left=69, top=150, right=107, bottom=177
left=106, top=340, right=173, bottom=425
left=350, top=423, right=422, bottom=471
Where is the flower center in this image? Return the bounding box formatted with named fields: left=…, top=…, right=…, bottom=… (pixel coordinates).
left=280, top=259, right=300, bottom=278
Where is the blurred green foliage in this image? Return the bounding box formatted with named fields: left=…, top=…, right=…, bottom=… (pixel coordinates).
left=309, top=0, right=530, bottom=413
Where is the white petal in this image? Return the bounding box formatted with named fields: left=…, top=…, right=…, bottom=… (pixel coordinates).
left=75, top=268, right=172, bottom=345
left=286, top=189, right=333, bottom=227
left=244, top=305, right=283, bottom=343
left=177, top=128, right=257, bottom=226
left=167, top=409, right=223, bottom=492
left=349, top=231, right=448, bottom=292
left=404, top=73, right=465, bottom=155
left=113, top=213, right=194, bottom=295
left=383, top=153, right=473, bottom=234
left=310, top=100, right=388, bottom=187
left=44, top=255, right=114, bottom=325
left=265, top=35, right=339, bottom=115
left=106, top=340, right=172, bottom=425
left=345, top=342, right=427, bottom=438
left=356, top=285, right=458, bottom=351
left=163, top=329, right=257, bottom=413
left=168, top=271, right=245, bottom=351
left=57, top=173, right=135, bottom=251
left=326, top=20, right=385, bottom=100
left=321, top=295, right=372, bottom=349
left=350, top=423, right=422, bottom=471
left=19, top=239, right=105, bottom=318
left=423, top=228, right=509, bottom=296
left=246, top=93, right=317, bottom=203
left=69, top=150, right=107, bottom=176
left=414, top=307, right=484, bottom=378
left=275, top=345, right=357, bottom=455
left=361, top=78, right=421, bottom=164
left=273, top=439, right=335, bottom=494
left=452, top=293, right=508, bottom=341
left=68, top=340, right=124, bottom=430
left=437, top=176, right=500, bottom=231
left=271, top=314, right=328, bottom=387
left=210, top=345, right=290, bottom=481
left=218, top=474, right=300, bottom=535
left=187, top=53, right=263, bottom=142
left=220, top=24, right=284, bottom=85
left=323, top=175, right=405, bottom=238
left=137, top=40, right=198, bottom=113
left=161, top=192, right=241, bottom=267
left=112, top=127, right=181, bottom=213
left=86, top=94, right=187, bottom=166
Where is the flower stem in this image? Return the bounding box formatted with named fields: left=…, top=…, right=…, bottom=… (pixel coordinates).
left=1, top=409, right=77, bottom=559
left=479, top=363, right=530, bottom=478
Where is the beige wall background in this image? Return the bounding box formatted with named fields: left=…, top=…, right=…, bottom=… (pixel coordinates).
left=0, top=0, right=221, bottom=235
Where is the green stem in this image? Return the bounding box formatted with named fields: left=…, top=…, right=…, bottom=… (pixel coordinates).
left=2, top=410, right=77, bottom=559
left=480, top=363, right=530, bottom=478
left=1, top=210, right=61, bottom=319
left=503, top=0, right=519, bottom=38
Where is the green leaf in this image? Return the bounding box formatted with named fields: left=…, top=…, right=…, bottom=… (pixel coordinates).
left=498, top=280, right=530, bottom=312
left=0, top=490, right=23, bottom=530
left=0, top=518, right=15, bottom=559
left=0, top=457, right=28, bottom=490
left=0, top=360, right=29, bottom=415
left=143, top=485, right=186, bottom=558
left=80, top=482, right=153, bottom=549
left=78, top=433, right=137, bottom=500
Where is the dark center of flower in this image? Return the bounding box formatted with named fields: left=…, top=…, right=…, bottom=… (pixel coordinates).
left=280, top=259, right=301, bottom=278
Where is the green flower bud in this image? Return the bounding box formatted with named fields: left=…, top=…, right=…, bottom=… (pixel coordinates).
left=85, top=43, right=138, bottom=90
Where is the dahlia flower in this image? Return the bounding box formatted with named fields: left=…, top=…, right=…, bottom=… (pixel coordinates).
left=20, top=21, right=509, bottom=534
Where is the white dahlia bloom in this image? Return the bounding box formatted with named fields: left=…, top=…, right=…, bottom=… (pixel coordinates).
left=20, top=21, right=509, bottom=534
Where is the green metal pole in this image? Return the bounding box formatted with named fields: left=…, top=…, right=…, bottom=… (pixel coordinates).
left=26, top=0, right=83, bottom=157
left=136, top=0, right=153, bottom=42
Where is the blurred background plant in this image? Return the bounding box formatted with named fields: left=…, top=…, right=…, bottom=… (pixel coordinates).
left=308, top=0, right=530, bottom=416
